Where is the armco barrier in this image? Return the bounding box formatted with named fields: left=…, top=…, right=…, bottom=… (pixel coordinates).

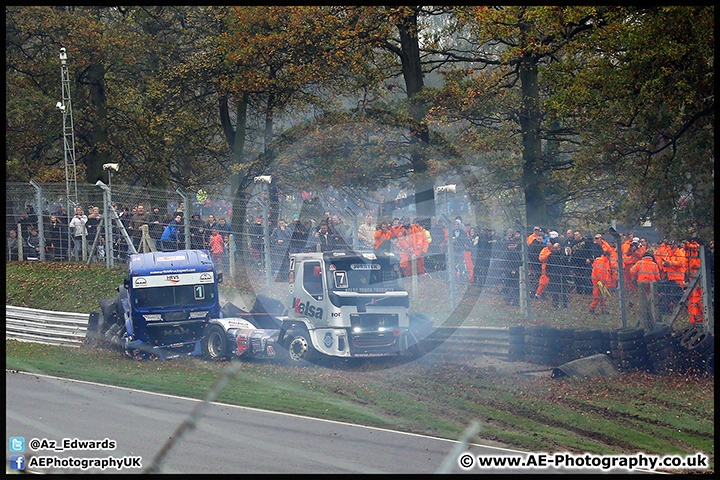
left=6, top=306, right=88, bottom=347
left=5, top=306, right=510, bottom=358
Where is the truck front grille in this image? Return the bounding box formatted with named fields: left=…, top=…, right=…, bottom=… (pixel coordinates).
left=147, top=321, right=204, bottom=346
left=349, top=313, right=399, bottom=333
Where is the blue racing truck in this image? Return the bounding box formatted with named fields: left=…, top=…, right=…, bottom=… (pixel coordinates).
left=90, top=250, right=225, bottom=360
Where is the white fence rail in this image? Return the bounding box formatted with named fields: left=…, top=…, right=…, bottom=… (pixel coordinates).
left=6, top=306, right=89, bottom=347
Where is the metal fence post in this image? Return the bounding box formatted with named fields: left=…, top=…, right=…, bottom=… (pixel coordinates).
left=29, top=180, right=46, bottom=262
left=103, top=186, right=114, bottom=267
left=176, top=188, right=190, bottom=251
left=614, top=236, right=627, bottom=328
left=700, top=245, right=713, bottom=336
left=17, top=223, right=24, bottom=260
left=229, top=234, right=236, bottom=278
left=449, top=232, right=456, bottom=310
left=263, top=202, right=271, bottom=289
left=520, top=230, right=530, bottom=320
left=411, top=254, right=418, bottom=298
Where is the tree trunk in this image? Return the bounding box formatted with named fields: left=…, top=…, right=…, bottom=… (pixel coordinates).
left=396, top=9, right=436, bottom=220
left=518, top=52, right=548, bottom=228
left=86, top=62, right=109, bottom=185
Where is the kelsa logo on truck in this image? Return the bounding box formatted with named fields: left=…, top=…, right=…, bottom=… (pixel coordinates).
left=293, top=298, right=324, bottom=319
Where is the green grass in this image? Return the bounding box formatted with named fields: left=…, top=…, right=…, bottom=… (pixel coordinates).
left=5, top=261, right=715, bottom=473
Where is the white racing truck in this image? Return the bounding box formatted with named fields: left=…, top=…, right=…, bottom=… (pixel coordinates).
left=207, top=250, right=433, bottom=364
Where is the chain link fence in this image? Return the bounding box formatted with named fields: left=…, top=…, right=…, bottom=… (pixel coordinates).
left=5, top=181, right=713, bottom=334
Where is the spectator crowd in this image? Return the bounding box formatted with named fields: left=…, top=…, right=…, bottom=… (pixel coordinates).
left=6, top=202, right=714, bottom=323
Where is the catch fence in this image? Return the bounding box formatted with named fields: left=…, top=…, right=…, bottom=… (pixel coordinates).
left=5, top=181, right=713, bottom=334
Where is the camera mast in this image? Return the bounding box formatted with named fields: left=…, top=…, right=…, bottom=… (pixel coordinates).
left=58, top=47, right=78, bottom=211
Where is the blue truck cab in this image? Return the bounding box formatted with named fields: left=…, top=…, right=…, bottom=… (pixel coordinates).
left=121, top=250, right=223, bottom=360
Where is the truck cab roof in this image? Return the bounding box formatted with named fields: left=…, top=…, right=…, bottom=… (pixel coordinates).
left=128, top=249, right=215, bottom=276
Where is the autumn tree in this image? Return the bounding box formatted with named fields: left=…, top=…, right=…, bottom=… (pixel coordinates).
left=6, top=6, right=230, bottom=190
left=545, top=6, right=714, bottom=239
left=216, top=6, right=384, bottom=233
left=428, top=6, right=713, bottom=237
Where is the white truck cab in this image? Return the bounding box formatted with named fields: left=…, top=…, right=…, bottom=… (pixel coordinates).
left=280, top=250, right=411, bottom=361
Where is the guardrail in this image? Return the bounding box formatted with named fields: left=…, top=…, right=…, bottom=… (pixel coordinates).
left=6, top=306, right=88, bottom=347
left=5, top=306, right=510, bottom=358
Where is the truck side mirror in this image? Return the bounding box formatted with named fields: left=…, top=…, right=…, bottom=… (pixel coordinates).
left=217, top=272, right=223, bottom=284
left=123, top=278, right=130, bottom=289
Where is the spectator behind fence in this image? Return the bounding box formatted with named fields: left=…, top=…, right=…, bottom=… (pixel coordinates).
left=660, top=240, right=686, bottom=288
left=534, top=234, right=554, bottom=299
left=7, top=229, right=19, bottom=261
left=289, top=215, right=308, bottom=254
left=622, top=236, right=645, bottom=291
left=189, top=213, right=206, bottom=250
left=18, top=205, right=38, bottom=233
left=474, top=227, right=493, bottom=285
left=208, top=227, right=223, bottom=268
left=68, top=206, right=88, bottom=261
left=374, top=222, right=393, bottom=254
left=569, top=230, right=598, bottom=295
left=409, top=219, right=429, bottom=276
left=129, top=204, right=149, bottom=249
left=249, top=216, right=264, bottom=264
left=449, top=219, right=471, bottom=281
left=527, top=226, right=545, bottom=294
left=545, top=242, right=571, bottom=308
left=270, top=219, right=291, bottom=275
left=307, top=220, right=336, bottom=252
left=217, top=217, right=234, bottom=238
left=46, top=214, right=68, bottom=261
left=25, top=225, right=41, bottom=261
left=358, top=212, right=375, bottom=250
left=426, top=217, right=447, bottom=273
left=589, top=249, right=611, bottom=315
left=499, top=229, right=522, bottom=306
left=160, top=213, right=183, bottom=251
left=147, top=206, right=165, bottom=248
left=86, top=206, right=102, bottom=245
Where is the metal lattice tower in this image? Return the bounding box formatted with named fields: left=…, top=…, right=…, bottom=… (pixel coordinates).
left=59, top=47, right=78, bottom=210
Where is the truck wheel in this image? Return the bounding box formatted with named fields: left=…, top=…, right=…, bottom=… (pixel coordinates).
left=285, top=330, right=316, bottom=364
left=202, top=325, right=228, bottom=361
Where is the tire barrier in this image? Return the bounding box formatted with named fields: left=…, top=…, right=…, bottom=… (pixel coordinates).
left=7, top=304, right=712, bottom=375
left=523, top=325, right=560, bottom=366
left=507, top=325, right=525, bottom=362
left=556, top=328, right=576, bottom=364
left=573, top=329, right=605, bottom=360
left=615, top=327, right=650, bottom=372
left=499, top=321, right=713, bottom=376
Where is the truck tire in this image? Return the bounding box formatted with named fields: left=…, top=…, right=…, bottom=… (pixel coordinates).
left=285, top=330, right=317, bottom=364
left=202, top=325, right=228, bottom=361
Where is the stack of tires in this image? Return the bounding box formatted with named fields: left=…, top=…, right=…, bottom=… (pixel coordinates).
left=524, top=325, right=559, bottom=366
left=615, top=327, right=650, bottom=372
left=555, top=328, right=576, bottom=364
left=643, top=323, right=677, bottom=374
left=608, top=329, right=621, bottom=364
left=572, top=329, right=606, bottom=360
left=508, top=325, right=525, bottom=362
left=675, top=325, right=715, bottom=375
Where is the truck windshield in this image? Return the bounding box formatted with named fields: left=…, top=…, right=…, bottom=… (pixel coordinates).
left=327, top=257, right=404, bottom=293
left=132, top=284, right=216, bottom=310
